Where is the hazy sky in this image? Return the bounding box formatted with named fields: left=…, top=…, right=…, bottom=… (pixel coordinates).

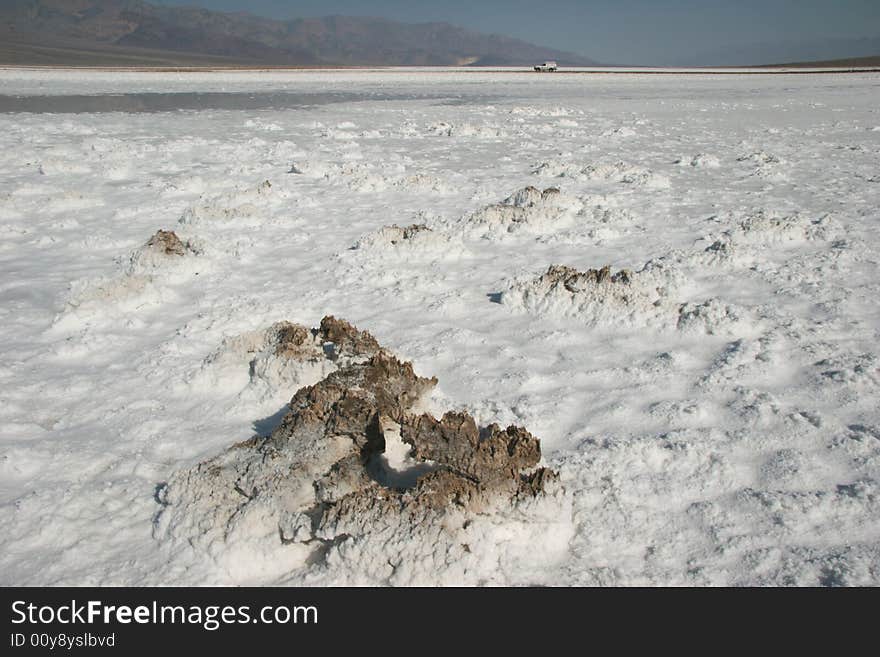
left=153, top=0, right=880, bottom=65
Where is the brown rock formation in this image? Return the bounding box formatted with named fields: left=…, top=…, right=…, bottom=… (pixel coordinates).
left=144, top=229, right=192, bottom=256
left=159, top=318, right=558, bottom=569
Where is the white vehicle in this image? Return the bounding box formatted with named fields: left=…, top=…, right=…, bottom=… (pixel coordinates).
left=533, top=60, right=558, bottom=72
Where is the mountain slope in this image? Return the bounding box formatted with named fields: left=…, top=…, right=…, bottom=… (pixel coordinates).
left=0, top=0, right=598, bottom=67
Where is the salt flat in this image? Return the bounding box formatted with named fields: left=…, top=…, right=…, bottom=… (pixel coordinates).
left=0, top=69, right=878, bottom=585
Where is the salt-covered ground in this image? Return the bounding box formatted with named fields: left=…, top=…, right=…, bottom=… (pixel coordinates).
left=1, top=69, right=879, bottom=586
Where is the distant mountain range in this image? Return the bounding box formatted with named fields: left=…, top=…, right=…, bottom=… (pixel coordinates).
left=763, top=54, right=880, bottom=69
left=0, top=0, right=598, bottom=67
left=673, top=36, right=880, bottom=68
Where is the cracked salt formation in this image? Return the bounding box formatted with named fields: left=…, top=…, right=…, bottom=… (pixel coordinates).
left=157, top=318, right=566, bottom=584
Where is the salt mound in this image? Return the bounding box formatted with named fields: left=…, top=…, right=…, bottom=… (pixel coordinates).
left=179, top=180, right=273, bottom=224
left=503, top=261, right=742, bottom=334
left=127, top=229, right=200, bottom=273
left=692, top=211, right=842, bottom=269
left=676, top=298, right=749, bottom=335
left=738, top=151, right=787, bottom=179
left=351, top=223, right=456, bottom=253
left=290, top=159, right=451, bottom=194
left=697, top=335, right=781, bottom=389
left=60, top=230, right=201, bottom=317
left=61, top=274, right=155, bottom=316
left=530, top=160, right=573, bottom=178
left=576, top=196, right=640, bottom=241
left=426, top=121, right=506, bottom=138
left=392, top=173, right=453, bottom=193
left=288, top=160, right=334, bottom=177
left=244, top=119, right=282, bottom=132
left=503, top=186, right=559, bottom=207
left=157, top=322, right=569, bottom=585
left=509, top=106, right=574, bottom=117
left=427, top=121, right=455, bottom=136
left=342, top=222, right=467, bottom=276
left=690, top=211, right=843, bottom=270
left=583, top=162, right=670, bottom=188
left=466, top=186, right=582, bottom=236
left=348, top=172, right=453, bottom=194
left=37, top=158, right=92, bottom=176
left=736, top=211, right=839, bottom=244
left=502, top=262, right=680, bottom=328
left=693, top=236, right=743, bottom=266
left=738, top=151, right=783, bottom=165
left=191, top=316, right=382, bottom=405
left=533, top=160, right=671, bottom=188
left=601, top=126, right=637, bottom=138
left=676, top=154, right=721, bottom=168
left=354, top=223, right=430, bottom=248
left=813, top=353, right=880, bottom=389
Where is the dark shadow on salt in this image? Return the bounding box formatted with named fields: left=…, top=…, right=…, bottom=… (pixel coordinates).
left=252, top=403, right=290, bottom=437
